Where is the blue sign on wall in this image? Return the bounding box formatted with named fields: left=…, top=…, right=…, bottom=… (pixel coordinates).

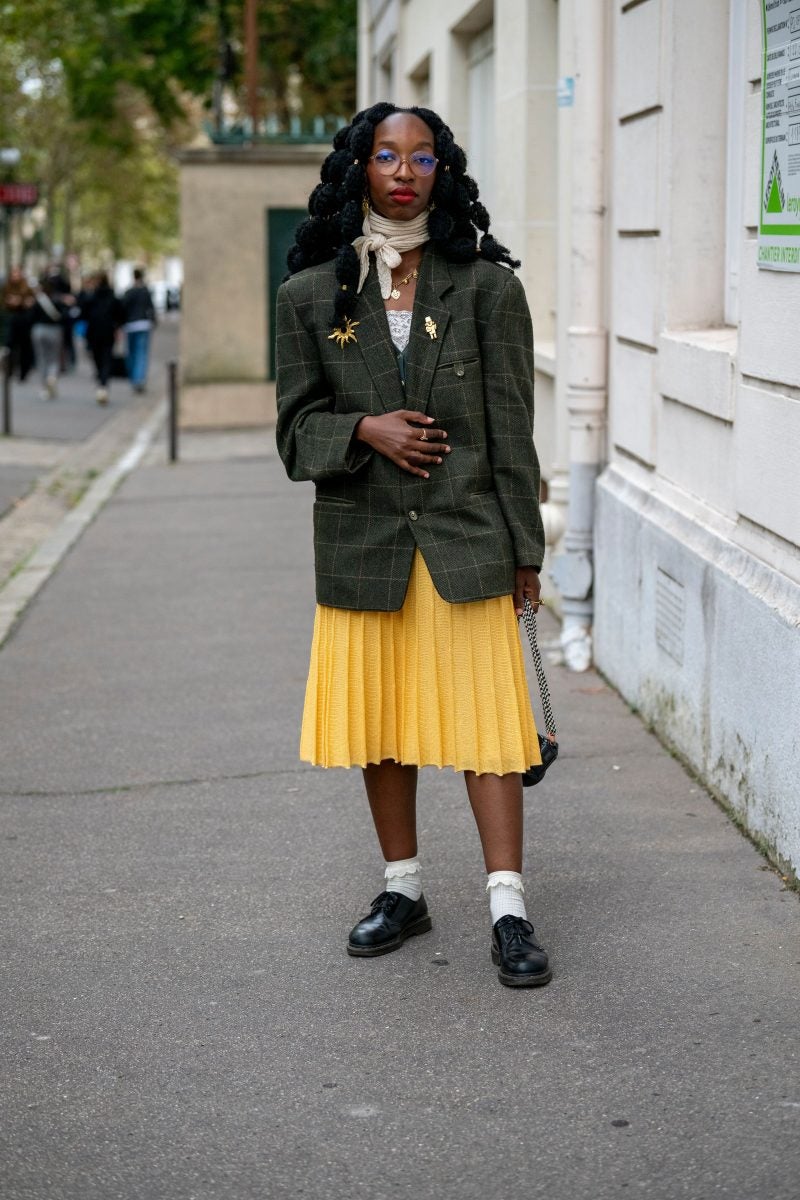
left=557, top=77, right=575, bottom=108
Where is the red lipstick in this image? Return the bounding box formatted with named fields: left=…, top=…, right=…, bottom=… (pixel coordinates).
left=390, top=188, right=417, bottom=203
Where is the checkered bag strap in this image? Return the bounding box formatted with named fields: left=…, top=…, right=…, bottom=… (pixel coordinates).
left=521, top=599, right=557, bottom=740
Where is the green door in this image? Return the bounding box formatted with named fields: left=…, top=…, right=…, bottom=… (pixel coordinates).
left=267, top=208, right=306, bottom=380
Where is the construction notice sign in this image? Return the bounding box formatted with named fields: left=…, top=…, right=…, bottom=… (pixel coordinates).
left=759, top=2, right=800, bottom=269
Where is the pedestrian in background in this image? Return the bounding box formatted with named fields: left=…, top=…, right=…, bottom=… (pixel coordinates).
left=73, top=274, right=94, bottom=346
left=276, top=103, right=551, bottom=989
left=121, top=267, right=156, bottom=393
left=81, top=272, right=123, bottom=405
left=30, top=277, right=67, bottom=401
left=2, top=265, right=35, bottom=381
left=45, top=263, right=76, bottom=372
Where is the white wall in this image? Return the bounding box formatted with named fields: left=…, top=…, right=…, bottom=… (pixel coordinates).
left=595, top=0, right=800, bottom=875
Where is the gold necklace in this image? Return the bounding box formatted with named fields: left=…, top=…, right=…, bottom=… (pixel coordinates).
left=390, top=267, right=419, bottom=301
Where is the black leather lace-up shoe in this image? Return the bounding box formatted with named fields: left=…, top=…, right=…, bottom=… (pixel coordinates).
left=347, top=891, right=432, bottom=957
left=491, top=915, right=552, bottom=987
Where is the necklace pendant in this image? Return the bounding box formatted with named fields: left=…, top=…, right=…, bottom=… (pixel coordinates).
left=390, top=288, right=401, bottom=300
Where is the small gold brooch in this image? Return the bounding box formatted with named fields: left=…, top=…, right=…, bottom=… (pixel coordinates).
left=328, top=317, right=360, bottom=348
left=424, top=316, right=437, bottom=340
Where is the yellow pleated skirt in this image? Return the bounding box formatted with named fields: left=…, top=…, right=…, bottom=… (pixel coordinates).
left=300, top=550, right=541, bottom=775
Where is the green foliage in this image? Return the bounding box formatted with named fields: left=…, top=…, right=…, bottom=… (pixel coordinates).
left=0, top=37, right=179, bottom=263
left=1, top=0, right=357, bottom=263
left=3, top=0, right=219, bottom=143
left=257, top=0, right=358, bottom=121
left=70, top=124, right=180, bottom=262
left=2, top=0, right=357, bottom=141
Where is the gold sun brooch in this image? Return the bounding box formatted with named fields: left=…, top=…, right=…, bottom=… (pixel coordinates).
left=328, top=317, right=360, bottom=348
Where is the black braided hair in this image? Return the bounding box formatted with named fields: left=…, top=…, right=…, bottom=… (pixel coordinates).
left=285, top=102, right=520, bottom=328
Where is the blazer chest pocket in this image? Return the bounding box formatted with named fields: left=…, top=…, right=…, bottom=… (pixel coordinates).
left=436, top=357, right=479, bottom=379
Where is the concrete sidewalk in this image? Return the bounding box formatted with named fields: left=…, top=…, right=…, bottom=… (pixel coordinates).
left=0, top=319, right=177, bottom=591
left=1, top=429, right=798, bottom=1200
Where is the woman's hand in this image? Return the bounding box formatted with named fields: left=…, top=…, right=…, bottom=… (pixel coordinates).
left=356, top=411, right=451, bottom=479
left=513, top=566, right=541, bottom=617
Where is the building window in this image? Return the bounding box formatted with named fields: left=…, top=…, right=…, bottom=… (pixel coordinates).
left=409, top=54, right=431, bottom=108
left=378, top=39, right=394, bottom=101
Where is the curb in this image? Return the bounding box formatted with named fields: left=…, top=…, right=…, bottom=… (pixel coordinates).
left=0, top=400, right=166, bottom=648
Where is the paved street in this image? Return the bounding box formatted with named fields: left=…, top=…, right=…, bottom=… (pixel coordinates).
left=1, top=427, right=798, bottom=1200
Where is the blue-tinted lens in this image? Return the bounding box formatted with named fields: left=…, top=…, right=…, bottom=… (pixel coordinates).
left=410, top=153, right=437, bottom=174
left=374, top=151, right=399, bottom=170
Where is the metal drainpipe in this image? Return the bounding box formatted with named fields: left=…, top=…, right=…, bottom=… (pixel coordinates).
left=549, top=0, right=608, bottom=672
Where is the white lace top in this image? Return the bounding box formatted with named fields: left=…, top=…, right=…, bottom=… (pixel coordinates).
left=386, top=310, right=413, bottom=352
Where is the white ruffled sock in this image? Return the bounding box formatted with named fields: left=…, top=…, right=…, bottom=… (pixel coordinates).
left=384, top=856, right=422, bottom=901
left=486, top=870, right=527, bottom=923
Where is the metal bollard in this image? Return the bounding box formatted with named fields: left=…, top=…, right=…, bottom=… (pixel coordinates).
left=1, top=346, right=11, bottom=436
left=167, top=359, right=178, bottom=462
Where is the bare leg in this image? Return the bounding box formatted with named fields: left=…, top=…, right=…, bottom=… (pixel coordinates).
left=362, top=759, right=418, bottom=861
left=463, top=771, right=523, bottom=873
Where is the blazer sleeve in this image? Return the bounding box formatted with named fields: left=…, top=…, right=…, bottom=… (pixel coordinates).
left=275, top=283, right=373, bottom=482
left=479, top=271, right=546, bottom=569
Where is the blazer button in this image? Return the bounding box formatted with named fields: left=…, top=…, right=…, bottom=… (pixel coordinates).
left=455, top=364, right=465, bottom=377
left=408, top=510, right=419, bottom=521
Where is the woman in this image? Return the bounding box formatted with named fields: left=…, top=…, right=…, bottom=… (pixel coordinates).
left=275, top=102, right=551, bottom=988
left=29, top=278, right=66, bottom=401
left=81, top=272, right=123, bottom=405
left=2, top=266, right=35, bottom=381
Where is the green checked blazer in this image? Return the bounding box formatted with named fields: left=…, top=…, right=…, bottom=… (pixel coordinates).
left=275, top=243, right=545, bottom=611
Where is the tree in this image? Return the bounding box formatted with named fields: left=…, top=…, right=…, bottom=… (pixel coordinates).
left=3, top=0, right=219, bottom=146
left=257, top=0, right=357, bottom=125
left=0, top=1, right=357, bottom=264
left=0, top=41, right=180, bottom=265
left=3, top=0, right=357, bottom=144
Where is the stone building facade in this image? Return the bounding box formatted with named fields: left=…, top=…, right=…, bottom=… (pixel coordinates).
left=359, top=0, right=800, bottom=875
left=177, top=143, right=327, bottom=427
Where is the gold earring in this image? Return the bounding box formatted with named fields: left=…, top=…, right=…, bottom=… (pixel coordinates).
left=428, top=201, right=436, bottom=212
left=362, top=196, right=370, bottom=218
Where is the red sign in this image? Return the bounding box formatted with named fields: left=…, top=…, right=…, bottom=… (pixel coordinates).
left=0, top=183, right=39, bottom=207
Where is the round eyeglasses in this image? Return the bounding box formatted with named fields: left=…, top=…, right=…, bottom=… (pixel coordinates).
left=368, top=150, right=439, bottom=177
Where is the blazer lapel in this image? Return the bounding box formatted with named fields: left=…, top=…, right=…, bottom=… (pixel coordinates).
left=405, top=247, right=453, bottom=415
left=353, top=269, right=407, bottom=412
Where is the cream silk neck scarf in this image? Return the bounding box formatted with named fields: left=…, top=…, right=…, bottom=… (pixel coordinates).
left=352, top=209, right=430, bottom=299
